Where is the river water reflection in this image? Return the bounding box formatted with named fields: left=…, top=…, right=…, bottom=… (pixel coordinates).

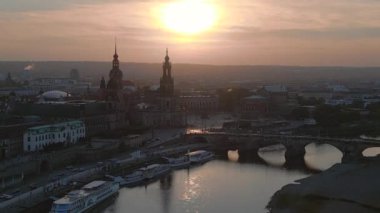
left=103, top=143, right=346, bottom=213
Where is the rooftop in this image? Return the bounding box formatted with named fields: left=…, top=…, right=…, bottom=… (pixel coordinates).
left=83, top=180, right=106, bottom=190
left=244, top=95, right=267, bottom=100
left=264, top=85, right=288, bottom=93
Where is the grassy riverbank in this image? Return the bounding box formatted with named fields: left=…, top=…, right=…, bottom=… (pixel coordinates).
left=267, top=157, right=380, bottom=213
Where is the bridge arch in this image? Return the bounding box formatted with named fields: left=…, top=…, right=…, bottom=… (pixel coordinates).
left=362, top=147, right=380, bottom=157
left=304, top=143, right=343, bottom=171
left=257, top=144, right=286, bottom=167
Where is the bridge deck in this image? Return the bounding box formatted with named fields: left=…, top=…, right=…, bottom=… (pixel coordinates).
left=187, top=132, right=380, bottom=145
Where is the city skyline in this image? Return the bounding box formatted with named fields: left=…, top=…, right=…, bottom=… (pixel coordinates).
left=1, top=0, right=380, bottom=66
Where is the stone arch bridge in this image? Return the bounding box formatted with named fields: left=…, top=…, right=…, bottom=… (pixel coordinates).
left=185, top=132, right=380, bottom=166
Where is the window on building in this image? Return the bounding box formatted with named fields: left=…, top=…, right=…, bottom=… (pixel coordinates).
left=28, top=137, right=30, bottom=142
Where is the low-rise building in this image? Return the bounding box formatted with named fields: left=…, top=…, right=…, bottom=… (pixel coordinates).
left=241, top=95, right=269, bottom=115
left=257, top=85, right=288, bottom=104
left=179, top=95, right=219, bottom=112
left=0, top=115, right=43, bottom=159
left=30, top=78, right=91, bottom=94
left=23, top=120, right=85, bottom=152
left=13, top=101, right=127, bottom=136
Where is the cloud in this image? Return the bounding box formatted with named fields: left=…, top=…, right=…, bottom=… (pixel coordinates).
left=0, top=0, right=380, bottom=65
left=221, top=26, right=380, bottom=41
left=0, top=0, right=160, bottom=12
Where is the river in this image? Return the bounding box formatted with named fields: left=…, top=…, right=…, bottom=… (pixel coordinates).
left=101, top=143, right=368, bottom=213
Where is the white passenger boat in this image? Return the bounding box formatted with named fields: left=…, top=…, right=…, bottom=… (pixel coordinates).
left=163, top=156, right=191, bottom=169
left=50, top=180, right=119, bottom=213
left=186, top=150, right=214, bottom=164
left=105, top=175, right=127, bottom=187
left=124, top=164, right=171, bottom=186
left=141, top=164, right=171, bottom=180
left=124, top=170, right=145, bottom=187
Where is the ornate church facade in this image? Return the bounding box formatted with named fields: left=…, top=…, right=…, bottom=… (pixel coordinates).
left=97, top=43, right=128, bottom=130
left=99, top=43, right=124, bottom=106
left=139, top=49, right=186, bottom=127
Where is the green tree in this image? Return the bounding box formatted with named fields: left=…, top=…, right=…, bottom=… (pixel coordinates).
left=217, top=88, right=251, bottom=111
left=291, top=107, right=309, bottom=120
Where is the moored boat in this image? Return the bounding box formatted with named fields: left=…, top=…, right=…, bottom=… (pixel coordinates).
left=124, top=164, right=171, bottom=187
left=186, top=150, right=214, bottom=164
left=124, top=170, right=145, bottom=187
left=163, top=155, right=191, bottom=169
left=50, top=180, right=119, bottom=213
left=105, top=175, right=127, bottom=187
left=141, top=164, right=171, bottom=180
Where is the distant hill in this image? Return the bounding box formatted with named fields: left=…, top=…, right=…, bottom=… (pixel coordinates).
left=0, top=61, right=379, bottom=87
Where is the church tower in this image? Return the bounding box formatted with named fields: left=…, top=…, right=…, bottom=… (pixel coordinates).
left=160, top=48, right=174, bottom=97
left=106, top=42, right=124, bottom=102
left=160, top=49, right=175, bottom=112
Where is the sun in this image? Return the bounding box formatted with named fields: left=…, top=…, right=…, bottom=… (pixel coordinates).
left=160, top=0, right=218, bottom=35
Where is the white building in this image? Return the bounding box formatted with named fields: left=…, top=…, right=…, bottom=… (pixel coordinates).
left=30, top=78, right=91, bottom=94
left=23, top=120, right=85, bottom=152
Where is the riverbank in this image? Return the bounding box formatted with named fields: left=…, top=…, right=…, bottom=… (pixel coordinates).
left=267, top=157, right=380, bottom=213
left=0, top=140, right=209, bottom=212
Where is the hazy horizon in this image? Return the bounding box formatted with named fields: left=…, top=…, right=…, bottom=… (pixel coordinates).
left=2, top=60, right=380, bottom=68
left=2, top=61, right=380, bottom=85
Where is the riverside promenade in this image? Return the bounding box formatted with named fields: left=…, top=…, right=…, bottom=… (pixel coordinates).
left=0, top=141, right=208, bottom=212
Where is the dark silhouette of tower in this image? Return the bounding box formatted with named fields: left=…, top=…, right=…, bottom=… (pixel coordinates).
left=140, top=48, right=185, bottom=127
left=106, top=42, right=124, bottom=102
left=160, top=49, right=175, bottom=112
left=100, top=76, right=106, bottom=89
left=160, top=48, right=174, bottom=97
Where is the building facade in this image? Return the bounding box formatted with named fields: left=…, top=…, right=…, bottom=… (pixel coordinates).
left=179, top=95, right=219, bottom=112
left=13, top=101, right=125, bottom=136
left=139, top=49, right=185, bottom=127
left=30, top=78, right=91, bottom=94
left=258, top=85, right=288, bottom=104
left=0, top=116, right=43, bottom=159
left=100, top=43, right=125, bottom=105
left=23, top=120, right=85, bottom=152
left=241, top=95, right=269, bottom=115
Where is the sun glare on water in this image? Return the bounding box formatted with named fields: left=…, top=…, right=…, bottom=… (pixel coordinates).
left=160, top=0, right=218, bottom=35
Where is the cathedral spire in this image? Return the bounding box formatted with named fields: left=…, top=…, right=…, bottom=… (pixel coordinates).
left=114, top=38, right=118, bottom=58
left=115, top=38, right=117, bottom=55
left=112, top=39, right=119, bottom=69
left=165, top=48, right=170, bottom=62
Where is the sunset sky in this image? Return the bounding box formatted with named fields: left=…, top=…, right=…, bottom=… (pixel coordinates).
left=1, top=0, right=380, bottom=66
